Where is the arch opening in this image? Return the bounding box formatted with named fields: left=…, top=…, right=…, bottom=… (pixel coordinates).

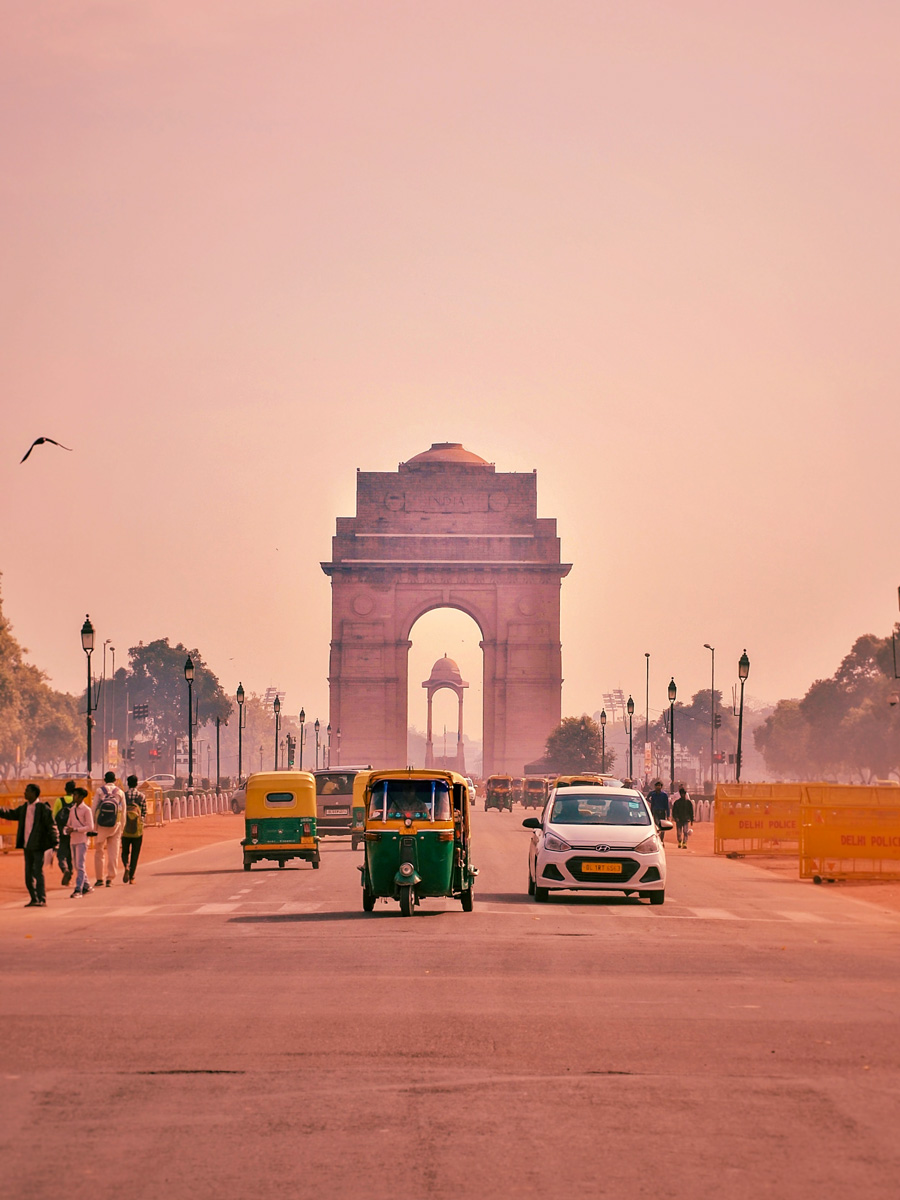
left=407, top=608, right=482, bottom=775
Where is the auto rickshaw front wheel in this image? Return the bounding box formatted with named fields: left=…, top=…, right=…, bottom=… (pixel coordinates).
left=362, top=889, right=376, bottom=912
left=278, top=860, right=285, bottom=869
left=243, top=861, right=251, bottom=871
left=312, top=858, right=320, bottom=869
left=460, top=887, right=474, bottom=912
left=399, top=885, right=416, bottom=917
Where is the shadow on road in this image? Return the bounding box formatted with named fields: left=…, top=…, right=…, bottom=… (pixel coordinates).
left=229, top=908, right=454, bottom=924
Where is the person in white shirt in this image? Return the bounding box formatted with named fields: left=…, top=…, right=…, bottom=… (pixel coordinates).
left=92, top=771, right=126, bottom=887
left=65, top=787, right=95, bottom=896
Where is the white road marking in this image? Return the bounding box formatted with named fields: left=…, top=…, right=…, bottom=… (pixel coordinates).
left=686, top=907, right=741, bottom=920
left=778, top=910, right=828, bottom=923
left=278, top=901, right=324, bottom=914
left=194, top=902, right=240, bottom=914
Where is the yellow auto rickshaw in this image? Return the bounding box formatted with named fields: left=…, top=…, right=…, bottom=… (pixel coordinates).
left=241, top=771, right=319, bottom=870
left=351, top=770, right=372, bottom=851
left=359, top=769, right=477, bottom=916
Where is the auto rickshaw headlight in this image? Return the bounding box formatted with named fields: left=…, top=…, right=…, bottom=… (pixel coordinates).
left=399, top=861, right=415, bottom=877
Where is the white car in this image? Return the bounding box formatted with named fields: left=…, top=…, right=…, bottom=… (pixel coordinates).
left=523, top=786, right=671, bottom=905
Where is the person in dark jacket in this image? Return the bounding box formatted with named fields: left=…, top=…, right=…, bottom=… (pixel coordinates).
left=648, top=781, right=670, bottom=840
left=0, top=783, right=59, bottom=906
left=672, top=786, right=694, bottom=848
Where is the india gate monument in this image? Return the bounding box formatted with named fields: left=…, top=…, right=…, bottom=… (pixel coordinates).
left=322, top=443, right=571, bottom=775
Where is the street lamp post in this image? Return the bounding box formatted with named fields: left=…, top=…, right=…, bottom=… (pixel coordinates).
left=236, top=683, right=245, bottom=783
left=273, top=695, right=281, bottom=770
left=667, top=678, right=677, bottom=791
left=336, top=727, right=341, bottom=766
left=600, top=709, right=607, bottom=773
left=81, top=616, right=95, bottom=776
left=736, top=650, right=750, bottom=782
left=644, top=652, right=650, bottom=785
left=326, top=723, right=332, bottom=769
left=626, top=695, right=635, bottom=780
left=704, top=644, right=715, bottom=787
left=314, top=719, right=320, bottom=770
left=215, top=715, right=225, bottom=789
left=184, top=657, right=194, bottom=790
left=298, top=709, right=305, bottom=770
left=258, top=744, right=264, bottom=771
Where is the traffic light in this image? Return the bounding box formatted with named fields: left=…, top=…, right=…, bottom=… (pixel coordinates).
left=714, top=714, right=722, bottom=728
left=149, top=747, right=160, bottom=759
left=133, top=703, right=149, bottom=720
left=286, top=734, right=296, bottom=768
left=126, top=747, right=135, bottom=760
left=713, top=751, right=726, bottom=764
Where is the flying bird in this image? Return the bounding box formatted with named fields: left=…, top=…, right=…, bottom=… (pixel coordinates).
left=20, top=437, right=73, bottom=463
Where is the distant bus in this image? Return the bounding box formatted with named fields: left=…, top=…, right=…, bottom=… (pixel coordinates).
left=313, top=767, right=372, bottom=837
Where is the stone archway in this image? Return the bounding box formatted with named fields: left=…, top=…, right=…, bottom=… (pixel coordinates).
left=321, top=443, right=571, bottom=776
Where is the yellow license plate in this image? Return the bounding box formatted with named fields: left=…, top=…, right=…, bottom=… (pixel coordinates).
left=582, top=861, right=620, bottom=874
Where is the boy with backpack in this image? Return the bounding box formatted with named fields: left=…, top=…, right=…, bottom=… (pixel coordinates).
left=92, top=771, right=125, bottom=886
left=121, top=775, right=147, bottom=884
left=53, top=779, right=78, bottom=886
left=65, top=787, right=95, bottom=896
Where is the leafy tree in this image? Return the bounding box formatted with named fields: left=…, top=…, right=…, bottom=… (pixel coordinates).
left=545, top=715, right=616, bottom=774
left=754, top=628, right=900, bottom=781
left=123, top=639, right=232, bottom=770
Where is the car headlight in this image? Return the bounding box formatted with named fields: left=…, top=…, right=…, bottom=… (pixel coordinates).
left=633, top=834, right=660, bottom=854
left=543, top=832, right=571, bottom=853
left=399, top=861, right=415, bottom=877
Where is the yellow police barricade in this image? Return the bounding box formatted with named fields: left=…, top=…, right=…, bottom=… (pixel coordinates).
left=714, top=783, right=803, bottom=856
left=800, top=785, right=900, bottom=882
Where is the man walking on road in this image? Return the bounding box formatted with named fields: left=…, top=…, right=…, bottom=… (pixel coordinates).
left=648, top=781, right=670, bottom=841
left=0, top=783, right=58, bottom=906
left=672, top=786, right=694, bottom=848
left=65, top=787, right=94, bottom=896
left=121, top=775, right=146, bottom=884
left=92, top=771, right=125, bottom=887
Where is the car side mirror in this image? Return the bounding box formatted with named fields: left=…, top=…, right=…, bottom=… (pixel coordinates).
left=522, top=817, right=542, bottom=830
left=659, top=819, right=674, bottom=830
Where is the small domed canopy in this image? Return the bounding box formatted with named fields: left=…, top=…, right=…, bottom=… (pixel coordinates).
left=404, top=442, right=490, bottom=467
left=423, top=654, right=469, bottom=689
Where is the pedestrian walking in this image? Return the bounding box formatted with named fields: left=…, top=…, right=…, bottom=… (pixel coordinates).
left=648, top=781, right=670, bottom=841
left=92, top=771, right=126, bottom=887
left=52, top=779, right=78, bottom=886
left=0, top=783, right=58, bottom=906
left=65, top=787, right=94, bottom=896
left=672, top=785, right=694, bottom=849
left=121, top=775, right=147, bottom=884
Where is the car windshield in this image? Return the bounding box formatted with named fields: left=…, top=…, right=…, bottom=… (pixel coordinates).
left=368, top=779, right=452, bottom=822
left=550, top=794, right=650, bottom=826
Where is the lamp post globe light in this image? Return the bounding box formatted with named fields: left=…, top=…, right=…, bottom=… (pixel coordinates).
left=236, top=683, right=245, bottom=783
left=273, top=695, right=281, bottom=770
left=299, top=708, right=305, bottom=770
left=314, top=718, right=321, bottom=770
left=81, top=616, right=95, bottom=775
left=184, top=657, right=195, bottom=790
left=736, top=650, right=750, bottom=782
left=626, top=695, right=635, bottom=780
left=667, top=678, right=677, bottom=791
left=599, top=709, right=607, bottom=773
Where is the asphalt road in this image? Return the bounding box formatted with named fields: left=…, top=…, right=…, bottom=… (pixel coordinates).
left=2, top=809, right=899, bottom=1200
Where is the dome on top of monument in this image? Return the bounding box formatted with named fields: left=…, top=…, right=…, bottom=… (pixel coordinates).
left=404, top=442, right=490, bottom=466
left=424, top=654, right=469, bottom=687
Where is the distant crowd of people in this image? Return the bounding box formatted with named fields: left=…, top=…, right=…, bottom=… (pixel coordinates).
left=0, top=772, right=147, bottom=907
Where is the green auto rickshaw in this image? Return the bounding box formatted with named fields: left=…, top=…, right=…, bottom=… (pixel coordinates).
left=241, top=771, right=320, bottom=870
left=359, top=769, right=477, bottom=916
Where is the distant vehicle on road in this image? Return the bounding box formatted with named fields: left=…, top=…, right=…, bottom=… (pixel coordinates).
left=146, top=773, right=176, bottom=787
left=485, top=775, right=513, bottom=812
left=313, top=767, right=372, bottom=840
left=523, top=785, right=672, bottom=905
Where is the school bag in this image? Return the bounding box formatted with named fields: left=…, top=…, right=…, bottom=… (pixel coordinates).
left=96, top=788, right=120, bottom=828
left=55, top=800, right=74, bottom=833
left=124, top=798, right=144, bottom=838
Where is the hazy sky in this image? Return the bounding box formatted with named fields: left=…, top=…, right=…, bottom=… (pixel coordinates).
left=3, top=1, right=899, bottom=741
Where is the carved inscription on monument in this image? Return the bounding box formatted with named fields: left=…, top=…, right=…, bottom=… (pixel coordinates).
left=383, top=491, right=509, bottom=513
